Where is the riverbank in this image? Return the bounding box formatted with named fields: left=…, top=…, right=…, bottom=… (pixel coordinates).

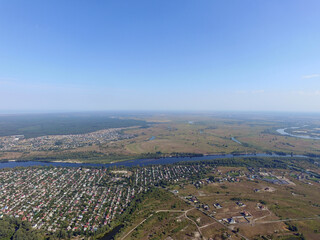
left=277, top=127, right=320, bottom=140
left=0, top=152, right=311, bottom=170
left=0, top=152, right=279, bottom=165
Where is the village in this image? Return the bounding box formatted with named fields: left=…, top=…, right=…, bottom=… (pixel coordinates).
left=1, top=160, right=319, bottom=239
left=0, top=164, right=209, bottom=235
left=173, top=165, right=320, bottom=231
left=0, top=128, right=134, bottom=151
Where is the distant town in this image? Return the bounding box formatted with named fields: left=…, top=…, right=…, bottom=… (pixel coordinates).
left=0, top=128, right=134, bottom=152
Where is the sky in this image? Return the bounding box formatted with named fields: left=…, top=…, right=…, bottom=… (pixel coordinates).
left=0, top=0, right=320, bottom=113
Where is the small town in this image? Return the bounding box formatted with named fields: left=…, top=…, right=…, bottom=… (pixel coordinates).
left=1, top=159, right=320, bottom=239
left=1, top=1, right=320, bottom=239
left=0, top=164, right=208, bottom=235
left=0, top=128, right=134, bottom=151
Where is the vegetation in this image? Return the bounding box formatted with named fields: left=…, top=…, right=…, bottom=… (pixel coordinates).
left=112, top=188, right=192, bottom=240
left=0, top=216, right=44, bottom=240
left=2, top=113, right=320, bottom=163
left=0, top=113, right=146, bottom=138
left=180, top=156, right=292, bottom=169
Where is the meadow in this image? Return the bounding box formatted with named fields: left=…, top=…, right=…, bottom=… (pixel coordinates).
left=1, top=113, right=320, bottom=163
left=115, top=160, right=320, bottom=240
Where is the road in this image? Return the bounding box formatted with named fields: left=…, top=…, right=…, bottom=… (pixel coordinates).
left=169, top=189, right=250, bottom=240
left=121, top=208, right=199, bottom=240
left=257, top=216, right=320, bottom=224
left=122, top=187, right=320, bottom=240
left=120, top=214, right=153, bottom=240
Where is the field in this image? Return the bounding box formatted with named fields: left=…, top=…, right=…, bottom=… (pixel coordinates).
left=114, top=188, right=239, bottom=240
left=1, top=112, right=320, bottom=163
left=115, top=163, right=320, bottom=240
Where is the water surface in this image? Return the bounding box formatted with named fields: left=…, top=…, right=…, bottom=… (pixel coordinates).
left=276, top=127, right=320, bottom=140
left=231, top=137, right=242, bottom=144
left=0, top=153, right=307, bottom=169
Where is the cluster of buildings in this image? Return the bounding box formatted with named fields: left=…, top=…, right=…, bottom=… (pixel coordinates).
left=134, top=164, right=203, bottom=186
left=0, top=164, right=208, bottom=234
left=246, top=168, right=301, bottom=185
left=0, top=128, right=133, bottom=151
left=193, top=169, right=244, bottom=188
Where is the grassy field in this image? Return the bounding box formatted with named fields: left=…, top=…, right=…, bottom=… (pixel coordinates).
left=169, top=167, right=320, bottom=239
left=111, top=162, right=320, bottom=240
left=107, top=116, right=320, bottom=159
left=114, top=188, right=239, bottom=240
left=114, top=188, right=197, bottom=240
left=2, top=113, right=320, bottom=162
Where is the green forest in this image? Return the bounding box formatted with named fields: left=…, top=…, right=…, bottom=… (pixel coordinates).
left=0, top=113, right=147, bottom=138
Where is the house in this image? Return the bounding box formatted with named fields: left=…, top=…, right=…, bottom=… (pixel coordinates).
left=203, top=204, right=210, bottom=210
left=241, top=211, right=251, bottom=217
left=214, top=203, right=222, bottom=209
left=228, top=218, right=236, bottom=224
left=223, top=218, right=236, bottom=224
left=236, top=201, right=246, bottom=207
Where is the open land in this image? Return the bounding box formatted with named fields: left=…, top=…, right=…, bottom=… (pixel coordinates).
left=1, top=113, right=320, bottom=239
left=1, top=157, right=320, bottom=239
left=1, top=113, right=320, bottom=163
left=116, top=158, right=320, bottom=240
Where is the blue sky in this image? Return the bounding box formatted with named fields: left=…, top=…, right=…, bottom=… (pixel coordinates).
left=0, top=0, right=320, bottom=112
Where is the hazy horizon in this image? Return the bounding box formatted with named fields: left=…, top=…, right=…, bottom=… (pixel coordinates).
left=1, top=0, right=320, bottom=112
left=2, top=110, right=320, bottom=116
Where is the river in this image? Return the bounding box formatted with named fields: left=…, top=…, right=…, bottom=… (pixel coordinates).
left=231, top=137, right=242, bottom=144
left=149, top=136, right=156, bottom=140
left=276, top=127, right=320, bottom=140
left=0, top=153, right=308, bottom=169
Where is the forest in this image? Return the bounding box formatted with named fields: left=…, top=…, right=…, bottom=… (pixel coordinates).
left=0, top=113, right=147, bottom=138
